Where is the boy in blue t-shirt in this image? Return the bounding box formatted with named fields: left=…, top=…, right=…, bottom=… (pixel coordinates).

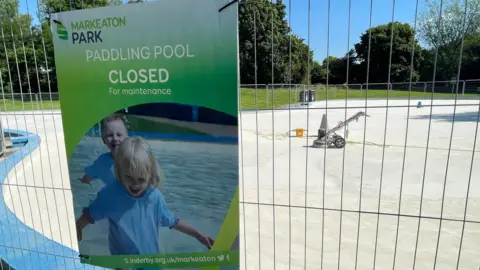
left=76, top=137, right=214, bottom=269
left=81, top=113, right=128, bottom=186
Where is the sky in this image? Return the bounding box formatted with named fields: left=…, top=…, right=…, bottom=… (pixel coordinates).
left=283, top=0, right=429, bottom=61
left=18, top=0, right=430, bottom=62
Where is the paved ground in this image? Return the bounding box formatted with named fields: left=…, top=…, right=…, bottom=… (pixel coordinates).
left=1, top=111, right=75, bottom=249
left=239, top=98, right=480, bottom=270
left=1, top=98, right=480, bottom=269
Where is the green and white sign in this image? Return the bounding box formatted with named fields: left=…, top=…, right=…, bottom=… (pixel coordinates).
left=51, top=0, right=239, bottom=269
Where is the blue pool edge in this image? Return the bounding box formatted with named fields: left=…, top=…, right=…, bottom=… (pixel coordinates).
left=0, top=129, right=97, bottom=270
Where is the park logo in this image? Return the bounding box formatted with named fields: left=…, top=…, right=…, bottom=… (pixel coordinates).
left=53, top=20, right=68, bottom=41
left=53, top=17, right=127, bottom=44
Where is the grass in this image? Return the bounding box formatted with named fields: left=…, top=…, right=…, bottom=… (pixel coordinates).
left=0, top=88, right=477, bottom=112
left=240, top=87, right=479, bottom=110
left=0, top=99, right=61, bottom=111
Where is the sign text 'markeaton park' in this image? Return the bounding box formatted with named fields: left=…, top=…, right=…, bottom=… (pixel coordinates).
left=71, top=16, right=126, bottom=31
left=69, top=16, right=126, bottom=44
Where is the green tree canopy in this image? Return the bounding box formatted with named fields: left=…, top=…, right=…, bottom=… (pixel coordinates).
left=239, top=0, right=313, bottom=85
left=310, top=60, right=325, bottom=84
left=419, top=0, right=480, bottom=50
left=418, top=0, right=480, bottom=80
left=0, top=0, right=45, bottom=95
left=39, top=0, right=121, bottom=21
left=461, top=34, right=480, bottom=80
left=354, top=22, right=423, bottom=83
left=0, top=0, right=19, bottom=20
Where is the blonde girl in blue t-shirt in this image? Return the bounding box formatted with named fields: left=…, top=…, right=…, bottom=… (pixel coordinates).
left=76, top=137, right=214, bottom=269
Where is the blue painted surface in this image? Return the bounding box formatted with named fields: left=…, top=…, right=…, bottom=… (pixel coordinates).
left=4, top=131, right=29, bottom=148
left=130, top=132, right=238, bottom=144
left=192, top=105, right=199, bottom=122
left=10, top=137, right=28, bottom=148
left=0, top=129, right=98, bottom=270
left=124, top=103, right=237, bottom=126
left=85, top=129, right=238, bottom=144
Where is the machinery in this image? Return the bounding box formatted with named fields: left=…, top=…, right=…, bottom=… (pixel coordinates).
left=312, top=111, right=369, bottom=149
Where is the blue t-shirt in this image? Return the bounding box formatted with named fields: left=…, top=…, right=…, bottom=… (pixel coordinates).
left=84, top=180, right=179, bottom=258
left=84, top=152, right=116, bottom=186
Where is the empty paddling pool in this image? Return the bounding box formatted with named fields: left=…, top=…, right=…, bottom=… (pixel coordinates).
left=0, top=128, right=98, bottom=270
left=4, top=131, right=29, bottom=148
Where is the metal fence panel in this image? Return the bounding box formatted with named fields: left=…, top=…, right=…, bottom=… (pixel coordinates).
left=0, top=0, right=479, bottom=269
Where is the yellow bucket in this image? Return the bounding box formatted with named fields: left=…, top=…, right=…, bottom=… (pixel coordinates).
left=295, top=128, right=304, bottom=137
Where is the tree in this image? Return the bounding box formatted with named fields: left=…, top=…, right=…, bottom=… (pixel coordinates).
left=288, top=35, right=314, bottom=84
left=320, top=56, right=347, bottom=84
left=0, top=0, right=48, bottom=96
left=33, top=22, right=57, bottom=93
left=419, top=0, right=480, bottom=49
left=32, top=0, right=122, bottom=93
left=238, top=0, right=313, bottom=85
left=354, top=22, right=423, bottom=83
left=419, top=0, right=480, bottom=80
left=39, top=0, right=121, bottom=20
left=0, top=0, right=19, bottom=20
left=459, top=34, right=480, bottom=80
left=310, top=60, right=325, bottom=84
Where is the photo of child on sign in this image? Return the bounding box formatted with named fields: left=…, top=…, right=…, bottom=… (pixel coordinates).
left=76, top=135, right=214, bottom=256
left=69, top=105, right=238, bottom=260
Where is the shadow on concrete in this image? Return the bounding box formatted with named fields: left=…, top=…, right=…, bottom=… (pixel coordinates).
left=411, top=111, right=480, bottom=122
left=288, top=135, right=318, bottom=138
left=302, top=145, right=342, bottom=149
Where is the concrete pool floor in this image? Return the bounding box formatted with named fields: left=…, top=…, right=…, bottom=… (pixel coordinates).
left=1, top=98, right=479, bottom=269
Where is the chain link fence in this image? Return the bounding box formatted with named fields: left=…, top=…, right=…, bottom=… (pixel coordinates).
left=240, top=80, right=478, bottom=110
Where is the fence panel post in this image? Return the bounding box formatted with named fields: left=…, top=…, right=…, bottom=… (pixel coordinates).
left=462, top=80, right=465, bottom=96
left=295, top=85, right=298, bottom=107
left=266, top=84, right=269, bottom=109
left=271, top=84, right=274, bottom=109
left=303, top=84, right=306, bottom=104
left=423, top=82, right=427, bottom=99
left=238, top=86, right=242, bottom=111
